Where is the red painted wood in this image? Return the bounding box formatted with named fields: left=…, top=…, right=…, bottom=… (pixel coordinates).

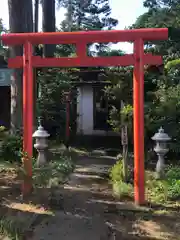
left=76, top=43, right=87, bottom=58
left=2, top=28, right=168, bottom=204
left=2, top=28, right=168, bottom=45
left=8, top=54, right=163, bottom=68
left=133, top=39, right=145, bottom=205
left=22, top=42, right=33, bottom=195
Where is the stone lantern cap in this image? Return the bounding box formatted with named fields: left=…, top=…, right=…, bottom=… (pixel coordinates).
left=151, top=127, right=171, bottom=142
left=33, top=125, right=50, bottom=138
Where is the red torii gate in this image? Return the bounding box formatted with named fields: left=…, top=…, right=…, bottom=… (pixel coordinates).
left=1, top=28, right=168, bottom=205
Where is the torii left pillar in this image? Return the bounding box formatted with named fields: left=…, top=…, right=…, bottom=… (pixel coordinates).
left=22, top=41, right=33, bottom=195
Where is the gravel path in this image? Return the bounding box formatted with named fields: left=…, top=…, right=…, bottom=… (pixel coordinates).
left=31, top=159, right=116, bottom=240
left=31, top=157, right=180, bottom=240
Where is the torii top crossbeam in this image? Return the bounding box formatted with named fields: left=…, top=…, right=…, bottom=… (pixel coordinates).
left=2, top=28, right=168, bottom=45
left=2, top=28, right=168, bottom=69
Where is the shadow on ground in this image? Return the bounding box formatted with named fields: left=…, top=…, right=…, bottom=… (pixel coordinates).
left=0, top=172, right=51, bottom=240
left=0, top=162, right=180, bottom=240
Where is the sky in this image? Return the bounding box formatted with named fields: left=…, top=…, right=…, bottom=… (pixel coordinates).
left=0, top=0, right=146, bottom=53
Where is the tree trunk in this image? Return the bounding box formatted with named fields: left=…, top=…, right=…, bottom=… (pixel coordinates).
left=8, top=0, right=33, bottom=134
left=42, top=0, right=56, bottom=57
left=34, top=0, right=39, bottom=129
left=68, top=0, right=73, bottom=31
left=34, top=0, right=39, bottom=32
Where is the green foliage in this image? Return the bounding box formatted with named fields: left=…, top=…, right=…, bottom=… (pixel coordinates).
left=108, top=106, right=121, bottom=133
left=0, top=126, right=6, bottom=139
left=98, top=49, right=125, bottom=57
left=104, top=67, right=133, bottom=102
left=147, top=166, right=180, bottom=202
left=59, top=0, right=118, bottom=54
left=109, top=160, right=131, bottom=183
left=0, top=126, right=5, bottom=132
left=146, top=172, right=168, bottom=202
left=143, top=0, right=179, bottom=9
left=0, top=134, right=22, bottom=163
left=0, top=132, right=36, bottom=164
left=112, top=181, right=133, bottom=199
left=0, top=154, right=75, bottom=240
left=103, top=67, right=133, bottom=144
left=0, top=19, right=8, bottom=56
left=0, top=216, right=24, bottom=240
left=60, top=0, right=118, bottom=31
left=166, top=166, right=180, bottom=179
left=19, top=156, right=75, bottom=188
left=132, top=1, right=180, bottom=61
left=130, top=1, right=180, bottom=154
left=110, top=164, right=180, bottom=202
left=167, top=179, right=180, bottom=200
left=109, top=160, right=133, bottom=199
left=165, top=59, right=180, bottom=70
left=121, top=104, right=133, bottom=126
left=37, top=68, right=78, bottom=140
left=108, top=104, right=133, bottom=133
left=166, top=166, right=180, bottom=200
left=145, top=84, right=180, bottom=154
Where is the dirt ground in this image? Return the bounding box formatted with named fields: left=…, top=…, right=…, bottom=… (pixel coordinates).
left=0, top=157, right=180, bottom=240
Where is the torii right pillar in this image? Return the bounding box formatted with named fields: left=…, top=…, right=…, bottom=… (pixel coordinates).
left=133, top=38, right=145, bottom=204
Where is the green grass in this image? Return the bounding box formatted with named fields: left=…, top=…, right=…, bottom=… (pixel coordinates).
left=109, top=161, right=180, bottom=205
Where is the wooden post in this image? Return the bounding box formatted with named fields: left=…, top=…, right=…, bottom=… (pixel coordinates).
left=121, top=100, right=128, bottom=182
left=65, top=92, right=70, bottom=148
left=133, top=38, right=145, bottom=205
left=22, top=41, right=33, bottom=195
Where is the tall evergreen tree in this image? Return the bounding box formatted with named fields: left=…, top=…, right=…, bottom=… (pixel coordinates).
left=59, top=0, right=118, bottom=55
left=61, top=0, right=118, bottom=31
left=34, top=0, right=39, bottom=33
left=143, top=0, right=179, bottom=8
left=0, top=20, right=7, bottom=56
left=8, top=0, right=33, bottom=133
left=42, top=0, right=56, bottom=57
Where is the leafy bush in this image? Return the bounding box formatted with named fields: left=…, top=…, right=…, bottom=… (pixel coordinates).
left=109, top=160, right=131, bottom=183
left=145, top=84, right=180, bottom=158
left=0, top=132, right=38, bottom=164
left=166, top=166, right=180, bottom=200
left=110, top=161, right=180, bottom=202
left=146, top=172, right=168, bottom=203
left=18, top=156, right=75, bottom=188
left=109, top=160, right=133, bottom=199
left=166, top=166, right=180, bottom=180
left=37, top=69, right=78, bottom=141
left=146, top=166, right=180, bottom=202
left=0, top=126, right=6, bottom=139
left=112, top=181, right=133, bottom=199
left=0, top=134, right=22, bottom=163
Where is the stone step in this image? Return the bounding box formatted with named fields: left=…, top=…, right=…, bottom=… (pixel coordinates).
left=67, top=172, right=107, bottom=186
left=75, top=164, right=111, bottom=176
left=72, top=173, right=105, bottom=180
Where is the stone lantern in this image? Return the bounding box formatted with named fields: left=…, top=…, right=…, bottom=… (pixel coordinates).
left=33, top=122, right=50, bottom=167
left=151, top=127, right=171, bottom=178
